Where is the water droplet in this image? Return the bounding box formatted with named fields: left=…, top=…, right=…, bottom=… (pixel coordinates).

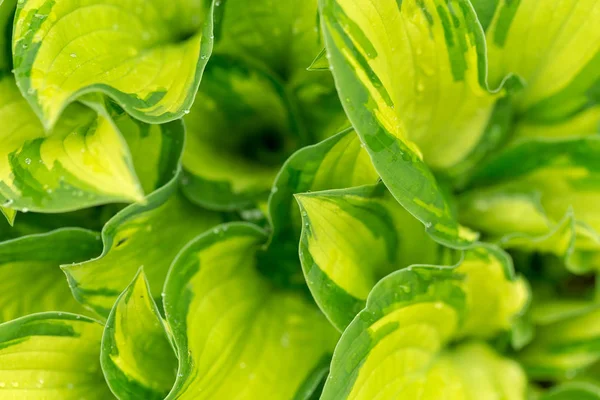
left=11, top=382, right=18, bottom=388
left=184, top=109, right=190, bottom=114
left=0, top=382, right=5, bottom=388
left=21, top=208, right=28, bottom=213
left=70, top=53, right=77, bottom=58
left=24, top=158, right=31, bottom=165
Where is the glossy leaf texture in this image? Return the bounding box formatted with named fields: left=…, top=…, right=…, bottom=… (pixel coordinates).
left=162, top=222, right=339, bottom=399
left=12, top=0, right=216, bottom=129
left=263, top=127, right=378, bottom=287
left=62, top=120, right=223, bottom=318
left=320, top=245, right=528, bottom=399
left=483, top=0, right=600, bottom=125
left=181, top=55, right=300, bottom=210
left=102, top=270, right=177, bottom=400
left=297, top=183, right=450, bottom=330
left=0, top=312, right=113, bottom=398
left=0, top=75, right=147, bottom=212
left=319, top=0, right=508, bottom=246
left=0, top=228, right=100, bottom=323
left=213, top=0, right=347, bottom=140
left=181, top=0, right=348, bottom=210
left=519, top=303, right=600, bottom=380
left=459, top=137, right=600, bottom=273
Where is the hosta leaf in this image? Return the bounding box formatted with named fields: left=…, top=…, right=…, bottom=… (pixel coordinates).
left=320, top=251, right=527, bottom=399
left=540, top=382, right=600, bottom=400
left=512, top=106, right=600, bottom=142
left=0, top=75, right=149, bottom=212
left=0, top=312, right=112, bottom=399
left=181, top=55, right=300, bottom=210
left=13, top=0, right=215, bottom=129
left=102, top=270, right=177, bottom=400
left=0, top=0, right=15, bottom=72
left=484, top=0, right=600, bottom=122
left=519, top=304, right=600, bottom=380
left=459, top=136, right=600, bottom=273
left=296, top=183, right=446, bottom=329
left=0, top=228, right=101, bottom=323
left=215, top=0, right=346, bottom=140
left=0, top=206, right=15, bottom=225
left=263, top=127, right=378, bottom=287
left=319, top=0, right=505, bottom=246
left=0, top=204, right=118, bottom=242
left=307, top=48, right=329, bottom=72
left=162, top=222, right=338, bottom=400
left=63, top=186, right=222, bottom=318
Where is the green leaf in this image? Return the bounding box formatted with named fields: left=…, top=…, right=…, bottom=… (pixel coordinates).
left=60, top=107, right=223, bottom=318
left=511, top=106, right=600, bottom=142
left=0, top=312, right=113, bottom=399
left=162, top=222, right=339, bottom=400
left=0, top=0, right=16, bottom=72
left=320, top=248, right=528, bottom=399
left=101, top=269, right=177, bottom=400
left=319, top=0, right=503, bottom=246
left=214, top=0, right=346, bottom=141
left=0, top=75, right=157, bottom=212
left=540, top=382, right=600, bottom=400
left=519, top=304, right=600, bottom=380
left=263, top=127, right=378, bottom=287
left=0, top=206, right=15, bottom=225
left=13, top=0, right=215, bottom=129
left=62, top=190, right=222, bottom=318
left=0, top=228, right=101, bottom=323
left=307, top=48, right=330, bottom=72
left=485, top=0, right=600, bottom=123
left=296, top=183, right=448, bottom=330
left=181, top=55, right=301, bottom=210
left=459, top=136, right=600, bottom=273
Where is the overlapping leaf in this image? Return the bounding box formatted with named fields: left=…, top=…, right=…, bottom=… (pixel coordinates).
left=263, top=127, right=378, bottom=287
left=320, top=245, right=528, bottom=399
left=102, top=270, right=177, bottom=400
left=297, top=183, right=450, bottom=329
left=162, top=223, right=338, bottom=399
left=319, top=0, right=511, bottom=246
left=12, top=0, right=216, bottom=129
left=62, top=119, right=223, bottom=318
left=483, top=0, right=600, bottom=124
left=0, top=76, right=147, bottom=212
left=181, top=0, right=348, bottom=210
left=459, top=136, right=600, bottom=273
left=0, top=228, right=100, bottom=323
left=181, top=55, right=300, bottom=210
left=0, top=312, right=112, bottom=398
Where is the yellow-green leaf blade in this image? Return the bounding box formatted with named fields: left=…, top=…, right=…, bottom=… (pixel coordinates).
left=13, top=0, right=215, bottom=129
left=297, top=183, right=445, bottom=330
left=319, top=0, right=501, bottom=246
left=0, top=228, right=101, bottom=323
left=0, top=312, right=113, bottom=399
left=320, top=247, right=528, bottom=400
left=459, top=136, right=600, bottom=273
left=264, top=127, right=378, bottom=288
left=63, top=190, right=222, bottom=318
left=101, top=270, right=177, bottom=400
left=163, top=223, right=338, bottom=400
left=486, top=0, right=600, bottom=121
left=0, top=75, right=145, bottom=212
